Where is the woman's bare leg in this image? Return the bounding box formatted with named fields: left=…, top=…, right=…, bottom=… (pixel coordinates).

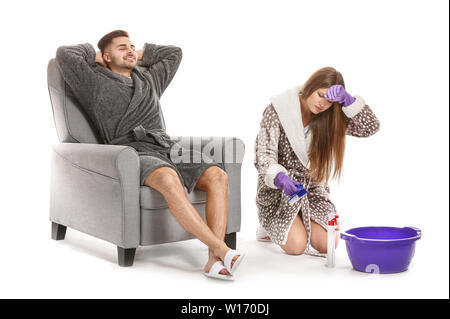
left=280, top=214, right=308, bottom=255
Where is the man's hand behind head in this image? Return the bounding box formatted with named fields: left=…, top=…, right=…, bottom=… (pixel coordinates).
left=96, top=51, right=107, bottom=67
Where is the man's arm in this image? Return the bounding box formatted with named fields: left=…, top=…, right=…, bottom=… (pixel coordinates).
left=138, top=43, right=183, bottom=97
left=55, top=43, right=99, bottom=109
left=136, top=48, right=144, bottom=62
left=95, top=50, right=107, bottom=67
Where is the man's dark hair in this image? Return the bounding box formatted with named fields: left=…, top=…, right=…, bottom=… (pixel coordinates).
left=97, top=30, right=129, bottom=54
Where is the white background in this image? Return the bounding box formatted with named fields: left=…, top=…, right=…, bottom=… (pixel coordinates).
left=0, top=0, right=448, bottom=299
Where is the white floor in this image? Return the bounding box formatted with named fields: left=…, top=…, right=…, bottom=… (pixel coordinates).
left=1, top=0, right=449, bottom=301
left=1, top=225, right=447, bottom=299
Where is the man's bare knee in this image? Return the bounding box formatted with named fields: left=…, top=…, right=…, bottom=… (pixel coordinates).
left=198, top=166, right=228, bottom=191
left=144, top=166, right=175, bottom=185
left=213, top=167, right=228, bottom=185
left=144, top=167, right=184, bottom=195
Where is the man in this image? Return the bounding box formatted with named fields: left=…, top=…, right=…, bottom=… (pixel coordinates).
left=56, top=30, right=243, bottom=280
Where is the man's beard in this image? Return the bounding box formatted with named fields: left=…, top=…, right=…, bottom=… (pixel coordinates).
left=111, top=56, right=136, bottom=70
left=123, top=63, right=135, bottom=70
left=122, top=59, right=136, bottom=70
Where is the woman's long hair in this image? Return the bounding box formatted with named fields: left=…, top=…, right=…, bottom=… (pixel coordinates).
left=301, top=67, right=348, bottom=186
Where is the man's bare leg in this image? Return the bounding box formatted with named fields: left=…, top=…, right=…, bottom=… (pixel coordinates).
left=144, top=166, right=233, bottom=272
left=194, top=166, right=238, bottom=275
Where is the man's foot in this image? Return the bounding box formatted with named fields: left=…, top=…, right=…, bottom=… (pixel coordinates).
left=212, top=246, right=243, bottom=275
left=204, top=257, right=232, bottom=277
left=222, top=249, right=245, bottom=275
left=229, top=254, right=240, bottom=269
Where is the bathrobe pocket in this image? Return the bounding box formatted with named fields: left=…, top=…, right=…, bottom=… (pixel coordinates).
left=256, top=179, right=281, bottom=207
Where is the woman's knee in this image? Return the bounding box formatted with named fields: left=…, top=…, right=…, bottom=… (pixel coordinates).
left=283, top=243, right=307, bottom=256
left=281, top=237, right=307, bottom=255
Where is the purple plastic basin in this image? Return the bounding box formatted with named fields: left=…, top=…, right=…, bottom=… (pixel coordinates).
left=340, top=226, right=422, bottom=274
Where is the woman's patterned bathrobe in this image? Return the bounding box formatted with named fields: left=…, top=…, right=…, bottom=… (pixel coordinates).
left=254, top=85, right=380, bottom=255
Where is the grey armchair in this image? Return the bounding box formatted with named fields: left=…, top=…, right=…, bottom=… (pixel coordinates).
left=47, top=59, right=245, bottom=267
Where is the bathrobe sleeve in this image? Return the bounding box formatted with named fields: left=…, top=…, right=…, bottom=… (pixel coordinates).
left=342, top=95, right=381, bottom=137
left=140, top=43, right=183, bottom=97
left=55, top=43, right=99, bottom=109
left=254, top=105, right=289, bottom=189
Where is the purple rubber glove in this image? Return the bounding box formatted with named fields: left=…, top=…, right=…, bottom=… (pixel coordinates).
left=325, top=84, right=356, bottom=107
left=273, top=172, right=301, bottom=196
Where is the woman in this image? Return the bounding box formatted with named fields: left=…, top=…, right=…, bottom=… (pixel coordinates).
left=254, top=67, right=380, bottom=256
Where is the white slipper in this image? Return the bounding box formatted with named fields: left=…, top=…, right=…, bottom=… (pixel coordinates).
left=256, top=225, right=271, bottom=242
left=203, top=261, right=234, bottom=281
left=224, top=249, right=245, bottom=275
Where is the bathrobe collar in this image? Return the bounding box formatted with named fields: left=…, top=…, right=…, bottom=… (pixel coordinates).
left=270, top=85, right=311, bottom=169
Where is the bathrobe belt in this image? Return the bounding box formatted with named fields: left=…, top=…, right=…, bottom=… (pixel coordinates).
left=108, top=125, right=173, bottom=148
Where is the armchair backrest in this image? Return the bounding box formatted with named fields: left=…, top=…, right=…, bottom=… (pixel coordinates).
left=47, top=58, right=102, bottom=144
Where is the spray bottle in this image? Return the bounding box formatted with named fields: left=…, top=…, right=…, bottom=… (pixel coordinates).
left=327, top=215, right=339, bottom=268
left=287, top=183, right=307, bottom=205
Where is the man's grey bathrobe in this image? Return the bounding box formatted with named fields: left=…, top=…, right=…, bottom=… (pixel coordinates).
left=254, top=85, right=380, bottom=255
left=56, top=43, right=224, bottom=192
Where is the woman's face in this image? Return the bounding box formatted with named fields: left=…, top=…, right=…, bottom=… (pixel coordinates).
left=304, top=88, right=333, bottom=114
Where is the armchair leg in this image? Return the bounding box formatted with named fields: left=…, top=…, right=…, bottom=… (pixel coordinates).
left=118, top=247, right=136, bottom=267
left=225, top=232, right=236, bottom=249
left=51, top=222, right=67, bottom=240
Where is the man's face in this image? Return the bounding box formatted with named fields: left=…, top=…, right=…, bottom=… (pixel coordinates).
left=103, top=36, right=137, bottom=70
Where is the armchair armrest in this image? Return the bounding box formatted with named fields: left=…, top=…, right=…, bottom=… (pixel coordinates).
left=50, top=143, right=141, bottom=248
left=52, top=143, right=139, bottom=179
